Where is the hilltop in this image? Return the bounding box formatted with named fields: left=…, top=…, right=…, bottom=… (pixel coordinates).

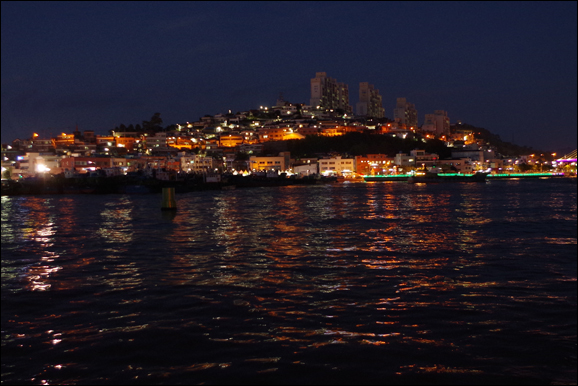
left=454, top=123, right=541, bottom=156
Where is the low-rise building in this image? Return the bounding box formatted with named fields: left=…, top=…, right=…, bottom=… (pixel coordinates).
left=145, top=132, right=172, bottom=152
left=484, top=158, right=505, bottom=171
left=293, top=162, right=318, bottom=176
left=249, top=152, right=291, bottom=172
left=61, top=156, right=113, bottom=174
left=319, top=156, right=355, bottom=176
left=29, top=137, right=54, bottom=152
left=411, top=149, right=439, bottom=168
left=219, top=134, right=244, bottom=147
left=11, top=152, right=64, bottom=177
left=258, top=127, right=298, bottom=142
left=394, top=150, right=439, bottom=169
left=394, top=152, right=415, bottom=168
left=441, top=158, right=475, bottom=174
left=451, top=145, right=495, bottom=163
left=356, top=154, right=394, bottom=175
left=115, top=136, right=140, bottom=151
left=296, top=126, right=320, bottom=136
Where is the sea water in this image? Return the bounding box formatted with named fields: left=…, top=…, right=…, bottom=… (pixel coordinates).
left=1, top=179, right=576, bottom=385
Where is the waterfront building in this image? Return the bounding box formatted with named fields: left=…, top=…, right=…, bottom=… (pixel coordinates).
left=192, top=155, right=217, bottom=173
left=356, top=82, right=385, bottom=118
left=249, top=152, right=291, bottom=172
left=485, top=158, right=505, bottom=171
left=61, top=156, right=113, bottom=174
left=355, top=154, right=394, bottom=175
left=174, top=153, right=195, bottom=172
left=10, top=152, right=65, bottom=177
left=393, top=149, right=439, bottom=169
left=440, top=158, right=475, bottom=174
left=310, top=72, right=352, bottom=113
left=411, top=149, right=439, bottom=168
left=318, top=156, right=356, bottom=176
left=293, top=162, right=318, bottom=176
left=220, top=149, right=251, bottom=172
left=394, top=152, right=415, bottom=168
left=451, top=145, right=495, bottom=163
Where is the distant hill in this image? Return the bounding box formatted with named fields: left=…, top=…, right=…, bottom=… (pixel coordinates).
left=270, top=125, right=543, bottom=159
left=454, top=123, right=542, bottom=156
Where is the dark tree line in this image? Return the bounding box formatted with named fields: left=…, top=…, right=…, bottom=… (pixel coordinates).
left=281, top=132, right=452, bottom=159
left=109, top=113, right=165, bottom=134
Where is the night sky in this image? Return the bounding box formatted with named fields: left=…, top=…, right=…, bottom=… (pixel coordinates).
left=1, top=1, right=576, bottom=152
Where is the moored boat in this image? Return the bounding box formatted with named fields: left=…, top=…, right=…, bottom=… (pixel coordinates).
left=363, top=175, right=411, bottom=182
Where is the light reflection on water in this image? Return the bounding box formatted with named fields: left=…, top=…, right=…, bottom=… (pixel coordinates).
left=1, top=180, right=576, bottom=385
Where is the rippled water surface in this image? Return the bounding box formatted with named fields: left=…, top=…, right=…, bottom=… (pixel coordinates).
left=2, top=180, right=576, bottom=385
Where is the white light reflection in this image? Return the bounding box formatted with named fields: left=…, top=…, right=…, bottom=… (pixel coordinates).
left=97, top=198, right=134, bottom=244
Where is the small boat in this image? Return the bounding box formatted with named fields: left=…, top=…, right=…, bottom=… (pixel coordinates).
left=337, top=175, right=364, bottom=183
left=408, top=171, right=488, bottom=183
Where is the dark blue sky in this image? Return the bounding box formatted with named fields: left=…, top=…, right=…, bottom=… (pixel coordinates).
left=2, top=1, right=576, bottom=152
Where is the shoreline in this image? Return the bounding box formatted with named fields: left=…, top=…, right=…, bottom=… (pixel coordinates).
left=0, top=174, right=338, bottom=196
left=2, top=172, right=574, bottom=196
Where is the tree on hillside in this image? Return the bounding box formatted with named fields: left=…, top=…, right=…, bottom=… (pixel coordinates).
left=142, top=113, right=163, bottom=132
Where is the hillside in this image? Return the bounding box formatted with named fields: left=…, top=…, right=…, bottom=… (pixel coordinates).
left=262, top=125, right=543, bottom=159
left=265, top=132, right=451, bottom=159
left=455, top=123, right=541, bottom=156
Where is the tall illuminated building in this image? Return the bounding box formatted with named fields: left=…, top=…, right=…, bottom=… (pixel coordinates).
left=393, top=97, right=418, bottom=128
left=422, top=110, right=450, bottom=137
left=310, top=72, right=352, bottom=113
left=356, top=82, right=385, bottom=118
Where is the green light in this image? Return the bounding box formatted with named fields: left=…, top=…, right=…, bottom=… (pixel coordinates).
left=487, top=172, right=564, bottom=178
left=364, top=174, right=412, bottom=178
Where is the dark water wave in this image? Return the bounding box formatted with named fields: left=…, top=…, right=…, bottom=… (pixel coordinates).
left=2, top=180, right=576, bottom=385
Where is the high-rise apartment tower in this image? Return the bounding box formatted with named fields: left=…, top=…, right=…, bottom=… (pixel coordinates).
left=393, top=98, right=418, bottom=128
left=422, top=110, right=450, bottom=137
left=356, top=82, right=385, bottom=118
left=310, top=72, right=352, bottom=113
